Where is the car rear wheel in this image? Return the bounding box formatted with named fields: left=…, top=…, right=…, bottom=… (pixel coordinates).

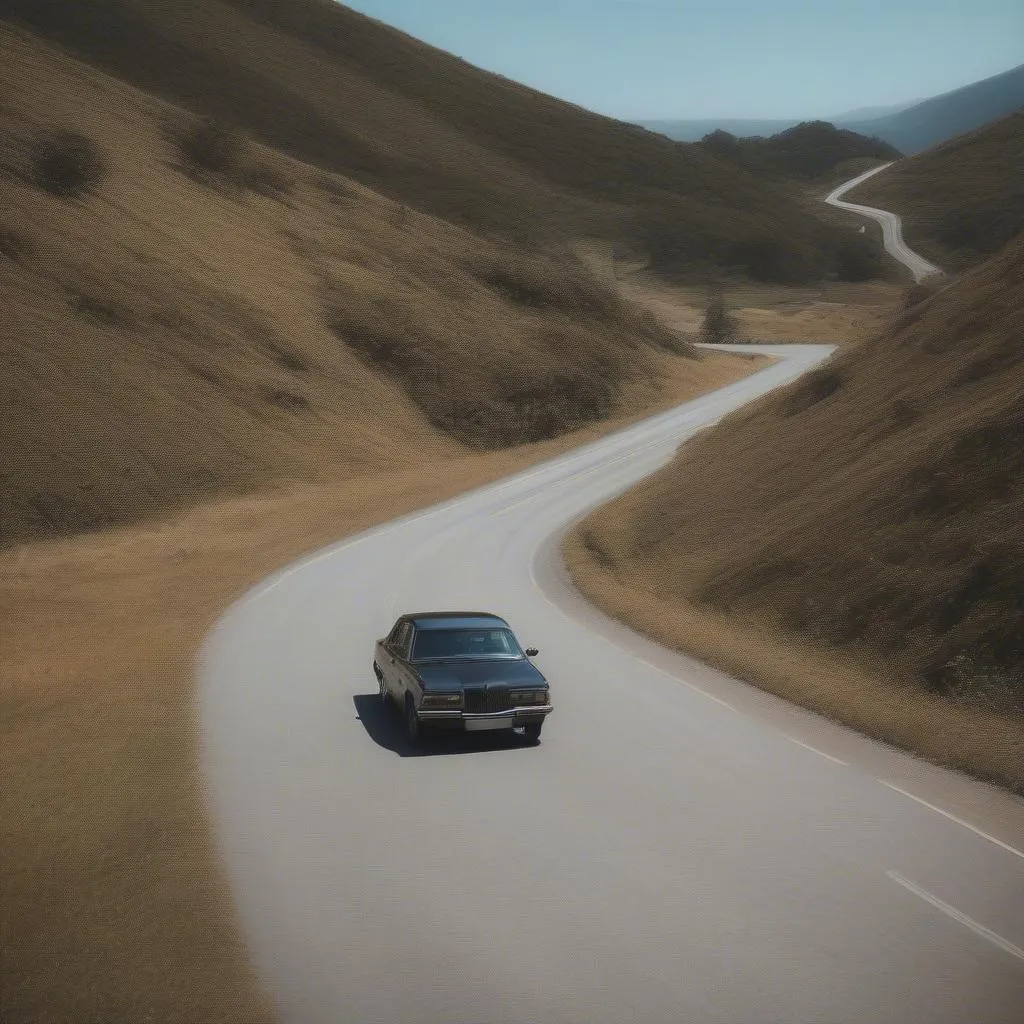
left=376, top=667, right=389, bottom=705
left=405, top=696, right=422, bottom=745
left=523, top=721, right=543, bottom=744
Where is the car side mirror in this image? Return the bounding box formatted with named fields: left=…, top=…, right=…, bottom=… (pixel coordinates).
left=525, top=647, right=539, bottom=657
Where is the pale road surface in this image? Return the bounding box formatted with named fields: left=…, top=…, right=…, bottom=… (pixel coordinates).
left=200, top=342, right=1024, bottom=1024
left=826, top=163, right=944, bottom=282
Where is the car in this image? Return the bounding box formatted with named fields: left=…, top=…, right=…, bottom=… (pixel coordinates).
left=373, top=611, right=552, bottom=744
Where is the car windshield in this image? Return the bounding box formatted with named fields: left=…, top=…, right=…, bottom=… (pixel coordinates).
left=411, top=628, right=523, bottom=662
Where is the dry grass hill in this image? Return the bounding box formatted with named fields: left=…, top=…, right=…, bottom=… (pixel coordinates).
left=0, top=13, right=787, bottom=1020
left=0, top=23, right=718, bottom=549
left=568, top=233, right=1024, bottom=793
left=0, top=0, right=879, bottom=283
left=847, top=109, right=1024, bottom=271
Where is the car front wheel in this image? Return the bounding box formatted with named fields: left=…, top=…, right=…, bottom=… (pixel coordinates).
left=377, top=668, right=389, bottom=705
left=523, top=721, right=543, bottom=744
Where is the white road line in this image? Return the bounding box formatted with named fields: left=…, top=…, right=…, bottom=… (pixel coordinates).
left=785, top=736, right=848, bottom=766
left=886, top=870, right=1024, bottom=963
left=633, top=657, right=737, bottom=711
left=877, top=781, right=1024, bottom=861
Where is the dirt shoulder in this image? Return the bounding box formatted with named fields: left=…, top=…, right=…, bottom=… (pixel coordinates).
left=0, top=349, right=765, bottom=1023
left=563, top=529, right=1024, bottom=796
left=561, top=238, right=1024, bottom=797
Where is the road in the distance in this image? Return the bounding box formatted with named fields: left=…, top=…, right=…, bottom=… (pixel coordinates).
left=200, top=343, right=1024, bottom=1024
left=826, top=163, right=944, bottom=282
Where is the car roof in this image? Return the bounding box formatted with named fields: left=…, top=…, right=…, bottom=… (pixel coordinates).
left=405, top=611, right=510, bottom=631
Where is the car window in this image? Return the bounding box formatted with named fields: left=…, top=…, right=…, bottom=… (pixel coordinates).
left=393, top=622, right=413, bottom=659
left=411, top=628, right=522, bottom=661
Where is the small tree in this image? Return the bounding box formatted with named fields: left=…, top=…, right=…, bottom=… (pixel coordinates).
left=700, top=286, right=739, bottom=344
left=30, top=129, right=108, bottom=199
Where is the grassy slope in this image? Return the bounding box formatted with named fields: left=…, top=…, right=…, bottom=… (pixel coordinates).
left=0, top=24, right=775, bottom=1022
left=568, top=235, right=1024, bottom=792
left=0, top=25, right=706, bottom=548
left=0, top=0, right=874, bottom=282
left=847, top=110, right=1024, bottom=271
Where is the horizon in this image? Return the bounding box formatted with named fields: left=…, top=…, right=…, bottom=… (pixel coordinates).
left=342, top=0, right=1022, bottom=121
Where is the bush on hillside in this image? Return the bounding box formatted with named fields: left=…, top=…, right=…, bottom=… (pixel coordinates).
left=700, top=288, right=739, bottom=344
left=0, top=225, right=34, bottom=262
left=943, top=653, right=1024, bottom=715
left=29, top=129, right=108, bottom=198
left=173, top=115, right=246, bottom=177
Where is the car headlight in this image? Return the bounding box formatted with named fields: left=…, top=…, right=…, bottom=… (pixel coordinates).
left=420, top=693, right=463, bottom=708
left=510, top=689, right=549, bottom=706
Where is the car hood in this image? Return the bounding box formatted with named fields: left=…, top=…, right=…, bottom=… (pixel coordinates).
left=415, top=659, right=546, bottom=690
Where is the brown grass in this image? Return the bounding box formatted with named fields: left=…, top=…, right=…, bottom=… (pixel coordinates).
left=0, top=346, right=765, bottom=1023
left=565, top=232, right=1024, bottom=794
left=847, top=109, right=1024, bottom=271
left=605, top=266, right=903, bottom=344
left=0, top=24, right=703, bottom=548
left=2, top=0, right=885, bottom=283
left=0, top=24, right=780, bottom=1021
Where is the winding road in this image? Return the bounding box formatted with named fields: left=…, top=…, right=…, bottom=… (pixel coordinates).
left=201, top=333, right=1024, bottom=1022
left=825, top=162, right=944, bottom=282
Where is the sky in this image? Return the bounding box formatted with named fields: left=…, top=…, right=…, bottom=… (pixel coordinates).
left=342, top=0, right=1023, bottom=120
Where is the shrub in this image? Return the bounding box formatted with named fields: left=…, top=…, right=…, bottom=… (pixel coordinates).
left=473, top=259, right=621, bottom=318
left=700, top=288, right=739, bottom=344
left=29, top=129, right=108, bottom=198
left=266, top=388, right=310, bottom=412
left=0, top=225, right=33, bottom=262
left=943, top=653, right=1024, bottom=715
left=174, top=116, right=245, bottom=177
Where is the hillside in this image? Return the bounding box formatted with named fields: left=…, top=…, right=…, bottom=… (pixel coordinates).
left=844, top=62, right=1024, bottom=154
left=568, top=233, right=1024, bottom=791
left=0, top=0, right=878, bottom=284
left=0, top=19, right=788, bottom=1022
left=697, top=121, right=901, bottom=180
left=1, top=23, right=758, bottom=549
left=846, top=109, right=1024, bottom=271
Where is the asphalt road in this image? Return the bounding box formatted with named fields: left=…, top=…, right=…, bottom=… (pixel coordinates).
left=200, top=343, right=1024, bottom=1024
left=825, top=163, right=944, bottom=282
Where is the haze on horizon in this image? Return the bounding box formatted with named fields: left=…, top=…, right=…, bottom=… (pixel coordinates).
left=343, top=0, right=1022, bottom=121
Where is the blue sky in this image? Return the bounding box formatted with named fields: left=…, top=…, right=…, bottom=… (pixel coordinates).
left=342, top=0, right=1023, bottom=120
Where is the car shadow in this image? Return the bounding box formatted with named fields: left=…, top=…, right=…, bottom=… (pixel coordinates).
left=352, top=694, right=537, bottom=757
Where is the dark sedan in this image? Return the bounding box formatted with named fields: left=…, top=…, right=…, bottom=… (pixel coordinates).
left=373, top=611, right=552, bottom=744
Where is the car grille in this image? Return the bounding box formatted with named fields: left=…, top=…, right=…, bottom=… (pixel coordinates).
left=464, top=686, right=509, bottom=714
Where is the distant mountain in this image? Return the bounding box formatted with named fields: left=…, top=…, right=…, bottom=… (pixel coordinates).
left=843, top=63, right=1024, bottom=154
left=828, top=99, right=921, bottom=122
left=639, top=63, right=1024, bottom=154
